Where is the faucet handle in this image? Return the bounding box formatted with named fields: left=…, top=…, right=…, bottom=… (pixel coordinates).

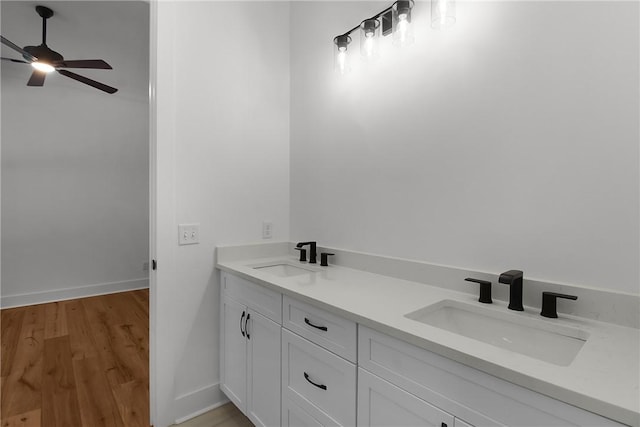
left=465, top=278, right=492, bottom=304
left=294, top=247, right=307, bottom=262
left=320, top=253, right=335, bottom=267
left=540, top=292, right=578, bottom=318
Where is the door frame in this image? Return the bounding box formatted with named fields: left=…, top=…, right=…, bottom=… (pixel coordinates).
left=149, top=1, right=180, bottom=424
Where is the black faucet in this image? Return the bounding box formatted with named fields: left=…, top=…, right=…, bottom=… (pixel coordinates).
left=498, top=270, right=524, bottom=311
left=296, top=241, right=317, bottom=264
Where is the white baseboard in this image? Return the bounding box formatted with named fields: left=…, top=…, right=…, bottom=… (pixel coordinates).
left=174, top=382, right=229, bottom=424
left=0, top=277, right=149, bottom=308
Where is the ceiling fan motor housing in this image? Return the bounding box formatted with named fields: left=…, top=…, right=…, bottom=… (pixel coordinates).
left=23, top=45, right=63, bottom=63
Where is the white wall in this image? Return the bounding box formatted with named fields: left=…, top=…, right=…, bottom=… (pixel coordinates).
left=1, top=1, right=150, bottom=306
left=153, top=2, right=290, bottom=424
left=290, top=1, right=639, bottom=295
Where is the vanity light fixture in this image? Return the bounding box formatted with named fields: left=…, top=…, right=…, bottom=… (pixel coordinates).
left=392, top=0, right=415, bottom=47
left=431, top=0, right=456, bottom=29
left=333, top=3, right=394, bottom=74
left=332, top=0, right=455, bottom=74
left=333, top=34, right=352, bottom=74
left=360, top=18, right=380, bottom=60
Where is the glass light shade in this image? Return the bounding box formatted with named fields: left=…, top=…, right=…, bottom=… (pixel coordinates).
left=392, top=0, right=415, bottom=47
left=360, top=19, right=380, bottom=60
left=31, top=61, right=55, bottom=73
left=431, top=0, right=456, bottom=29
left=333, top=34, right=352, bottom=75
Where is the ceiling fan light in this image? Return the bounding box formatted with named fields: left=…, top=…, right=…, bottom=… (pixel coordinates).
left=31, top=61, right=55, bottom=73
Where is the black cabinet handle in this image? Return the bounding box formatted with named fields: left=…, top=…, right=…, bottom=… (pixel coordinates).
left=240, top=311, right=246, bottom=337
left=304, top=372, right=327, bottom=390
left=245, top=313, right=251, bottom=339
left=304, top=317, right=328, bottom=331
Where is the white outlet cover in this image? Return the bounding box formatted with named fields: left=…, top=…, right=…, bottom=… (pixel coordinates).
left=262, top=221, right=273, bottom=239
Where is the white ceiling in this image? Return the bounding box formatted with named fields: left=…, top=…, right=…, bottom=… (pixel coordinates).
left=1, top=1, right=149, bottom=101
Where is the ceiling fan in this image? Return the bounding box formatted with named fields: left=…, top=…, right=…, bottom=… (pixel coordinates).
left=1, top=5, right=118, bottom=94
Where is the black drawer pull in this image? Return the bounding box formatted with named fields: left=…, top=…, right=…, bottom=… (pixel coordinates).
left=240, top=311, right=246, bottom=337
left=304, top=317, right=328, bottom=331
left=304, top=372, right=327, bottom=390
left=245, top=313, right=251, bottom=339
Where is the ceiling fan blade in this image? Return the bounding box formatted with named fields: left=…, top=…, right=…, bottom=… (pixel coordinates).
left=55, top=59, right=112, bottom=70
left=27, top=70, right=46, bottom=86
left=57, top=69, right=118, bottom=94
left=1, top=35, right=36, bottom=62
left=1, top=57, right=29, bottom=64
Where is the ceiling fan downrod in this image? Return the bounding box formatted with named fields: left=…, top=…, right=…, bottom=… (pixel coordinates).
left=36, top=6, right=54, bottom=45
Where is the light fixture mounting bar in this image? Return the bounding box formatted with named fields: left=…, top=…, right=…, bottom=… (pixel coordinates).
left=337, top=5, right=393, bottom=38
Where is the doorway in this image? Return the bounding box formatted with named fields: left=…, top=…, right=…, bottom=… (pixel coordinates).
left=0, top=1, right=151, bottom=424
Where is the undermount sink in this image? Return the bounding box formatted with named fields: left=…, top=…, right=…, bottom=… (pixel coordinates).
left=252, top=263, right=316, bottom=278
left=405, top=300, right=589, bottom=366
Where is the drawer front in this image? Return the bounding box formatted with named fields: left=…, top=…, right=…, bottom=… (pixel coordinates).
left=283, top=295, right=357, bottom=362
left=283, top=397, right=336, bottom=427
left=222, top=272, right=282, bottom=323
left=282, top=329, right=356, bottom=426
left=455, top=418, right=475, bottom=427
left=358, top=368, right=455, bottom=427
left=359, top=326, right=621, bottom=427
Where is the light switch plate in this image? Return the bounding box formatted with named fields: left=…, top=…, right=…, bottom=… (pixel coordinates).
left=178, top=223, right=200, bottom=245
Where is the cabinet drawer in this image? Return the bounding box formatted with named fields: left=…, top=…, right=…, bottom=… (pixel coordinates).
left=222, top=272, right=282, bottom=323
left=282, top=329, right=356, bottom=426
left=283, top=295, right=357, bottom=362
left=358, top=368, right=455, bottom=427
left=283, top=396, right=335, bottom=427
left=359, top=326, right=621, bottom=427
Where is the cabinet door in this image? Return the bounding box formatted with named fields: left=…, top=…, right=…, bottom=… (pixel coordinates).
left=358, top=368, right=455, bottom=427
left=220, top=295, right=248, bottom=411
left=247, top=310, right=281, bottom=427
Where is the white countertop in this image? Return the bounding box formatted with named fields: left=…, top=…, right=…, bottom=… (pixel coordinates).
left=217, top=251, right=640, bottom=426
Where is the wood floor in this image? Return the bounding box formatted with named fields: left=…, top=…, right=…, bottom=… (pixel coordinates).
left=1, top=289, right=149, bottom=427
left=174, top=403, right=252, bottom=427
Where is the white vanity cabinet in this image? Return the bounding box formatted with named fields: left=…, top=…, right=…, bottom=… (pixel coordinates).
left=220, top=272, right=282, bottom=427
left=281, top=296, right=358, bottom=427
left=358, top=326, right=624, bottom=427
left=218, top=267, right=628, bottom=427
